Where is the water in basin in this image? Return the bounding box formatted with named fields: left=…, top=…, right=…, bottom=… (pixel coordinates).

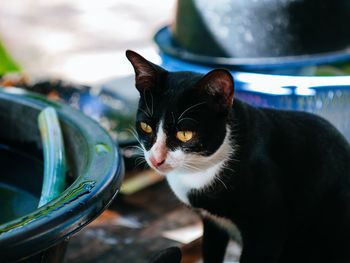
left=0, top=183, right=38, bottom=225
left=0, top=145, right=42, bottom=225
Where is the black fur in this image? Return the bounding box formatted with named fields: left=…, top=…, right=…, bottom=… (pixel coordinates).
left=189, top=100, right=350, bottom=263
left=127, top=50, right=350, bottom=263
left=149, top=247, right=182, bottom=263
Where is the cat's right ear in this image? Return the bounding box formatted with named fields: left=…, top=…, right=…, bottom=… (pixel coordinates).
left=197, top=69, right=234, bottom=111
left=126, top=50, right=164, bottom=93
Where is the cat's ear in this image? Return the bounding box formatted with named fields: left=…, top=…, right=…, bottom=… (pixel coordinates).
left=197, top=69, right=234, bottom=109
left=126, top=50, right=164, bottom=93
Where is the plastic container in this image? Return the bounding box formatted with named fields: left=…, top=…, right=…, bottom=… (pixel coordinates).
left=0, top=87, right=124, bottom=262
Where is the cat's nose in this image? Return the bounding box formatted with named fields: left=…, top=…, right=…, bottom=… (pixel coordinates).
left=150, top=156, right=165, bottom=168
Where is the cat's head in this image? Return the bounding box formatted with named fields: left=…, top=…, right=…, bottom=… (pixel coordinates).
left=126, top=50, right=234, bottom=174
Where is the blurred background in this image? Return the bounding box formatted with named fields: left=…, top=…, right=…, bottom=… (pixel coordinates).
left=0, top=0, right=176, bottom=83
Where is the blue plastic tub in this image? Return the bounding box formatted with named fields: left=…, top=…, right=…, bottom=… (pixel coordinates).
left=158, top=52, right=350, bottom=142
left=0, top=88, right=124, bottom=262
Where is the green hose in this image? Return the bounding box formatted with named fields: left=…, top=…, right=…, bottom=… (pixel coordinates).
left=37, top=107, right=66, bottom=207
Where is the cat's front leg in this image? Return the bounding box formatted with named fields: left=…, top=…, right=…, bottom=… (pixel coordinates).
left=238, top=227, right=285, bottom=263
left=202, top=217, right=230, bottom=263
left=239, top=245, right=281, bottom=263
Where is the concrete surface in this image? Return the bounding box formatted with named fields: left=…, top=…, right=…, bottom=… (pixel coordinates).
left=0, top=0, right=176, bottom=84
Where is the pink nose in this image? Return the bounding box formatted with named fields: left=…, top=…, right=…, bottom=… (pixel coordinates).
left=150, top=156, right=165, bottom=168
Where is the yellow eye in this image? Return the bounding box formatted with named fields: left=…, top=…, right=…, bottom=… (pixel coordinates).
left=176, top=131, right=194, bottom=142
left=140, top=122, right=152, bottom=133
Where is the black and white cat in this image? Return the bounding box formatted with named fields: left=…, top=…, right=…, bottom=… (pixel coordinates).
left=126, top=50, right=350, bottom=263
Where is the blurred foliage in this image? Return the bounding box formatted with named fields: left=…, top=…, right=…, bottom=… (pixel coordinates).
left=314, top=61, right=350, bottom=76
left=0, top=41, right=20, bottom=75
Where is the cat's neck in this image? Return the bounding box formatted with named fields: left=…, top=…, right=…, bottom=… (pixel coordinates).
left=166, top=125, right=235, bottom=205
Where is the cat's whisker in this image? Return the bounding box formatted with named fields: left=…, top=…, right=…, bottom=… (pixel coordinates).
left=214, top=176, right=228, bottom=190
left=186, top=157, right=218, bottom=169
left=127, top=145, right=144, bottom=151
left=171, top=112, right=176, bottom=125
left=138, top=108, right=151, bottom=118
left=135, top=157, right=147, bottom=167
left=178, top=102, right=205, bottom=121
left=182, top=161, right=207, bottom=171
left=181, top=164, right=196, bottom=172
left=132, top=138, right=144, bottom=150
left=178, top=117, right=199, bottom=125
left=184, top=165, right=200, bottom=172
left=143, top=89, right=152, bottom=117
left=182, top=163, right=204, bottom=173
left=127, top=142, right=144, bottom=151
left=126, top=126, right=138, bottom=137
left=224, top=167, right=235, bottom=173
left=135, top=161, right=146, bottom=168
left=135, top=155, right=146, bottom=162
left=126, top=127, right=145, bottom=150
left=150, top=92, right=154, bottom=116
left=135, top=158, right=143, bottom=165
left=121, top=126, right=143, bottom=144
left=123, top=140, right=144, bottom=151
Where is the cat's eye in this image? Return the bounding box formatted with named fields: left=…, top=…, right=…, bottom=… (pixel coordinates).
left=140, top=122, right=152, bottom=133
left=176, top=131, right=194, bottom=142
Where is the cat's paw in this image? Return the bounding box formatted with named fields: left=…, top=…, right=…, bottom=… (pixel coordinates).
left=149, top=247, right=182, bottom=263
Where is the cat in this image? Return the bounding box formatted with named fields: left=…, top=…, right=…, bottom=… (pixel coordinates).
left=149, top=247, right=182, bottom=263
left=126, top=50, right=350, bottom=263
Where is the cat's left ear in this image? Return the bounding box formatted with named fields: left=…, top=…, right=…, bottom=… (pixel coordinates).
left=126, top=50, right=165, bottom=93
left=197, top=69, right=234, bottom=109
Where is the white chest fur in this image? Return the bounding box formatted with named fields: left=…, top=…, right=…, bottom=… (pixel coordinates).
left=166, top=162, right=224, bottom=204
left=165, top=126, right=234, bottom=205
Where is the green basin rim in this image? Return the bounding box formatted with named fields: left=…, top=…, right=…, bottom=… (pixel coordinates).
left=0, top=88, right=124, bottom=261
